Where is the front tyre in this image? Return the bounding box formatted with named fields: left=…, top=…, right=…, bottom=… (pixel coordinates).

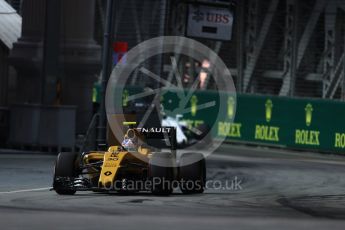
left=53, top=152, right=79, bottom=195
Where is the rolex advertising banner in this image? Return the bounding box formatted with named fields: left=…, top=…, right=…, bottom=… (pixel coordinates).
left=161, top=91, right=345, bottom=153
left=119, top=87, right=345, bottom=153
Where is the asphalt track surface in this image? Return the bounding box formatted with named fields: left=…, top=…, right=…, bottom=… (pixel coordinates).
left=1, top=144, right=345, bottom=230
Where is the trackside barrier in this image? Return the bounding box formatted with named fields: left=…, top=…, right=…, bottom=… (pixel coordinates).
left=167, top=92, right=345, bottom=153
left=118, top=87, right=345, bottom=153
left=9, top=104, right=76, bottom=151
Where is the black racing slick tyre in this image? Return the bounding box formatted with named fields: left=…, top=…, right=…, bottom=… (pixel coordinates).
left=53, top=152, right=79, bottom=195
left=149, top=152, right=174, bottom=195
left=179, top=153, right=206, bottom=194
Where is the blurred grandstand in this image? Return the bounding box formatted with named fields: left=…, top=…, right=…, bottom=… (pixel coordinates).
left=3, top=0, right=345, bottom=100
left=92, top=0, right=345, bottom=99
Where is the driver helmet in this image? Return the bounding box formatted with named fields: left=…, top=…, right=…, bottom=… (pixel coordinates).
left=122, top=129, right=138, bottom=150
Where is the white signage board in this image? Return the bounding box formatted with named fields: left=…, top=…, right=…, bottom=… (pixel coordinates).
left=186, top=4, right=234, bottom=41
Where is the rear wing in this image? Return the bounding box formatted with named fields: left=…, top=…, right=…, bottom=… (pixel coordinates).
left=123, top=122, right=177, bottom=150
left=138, top=127, right=177, bottom=150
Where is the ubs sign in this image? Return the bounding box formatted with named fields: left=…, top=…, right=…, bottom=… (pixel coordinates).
left=186, top=4, right=234, bottom=41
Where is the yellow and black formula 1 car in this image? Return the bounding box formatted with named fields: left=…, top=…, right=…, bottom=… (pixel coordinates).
left=53, top=125, right=206, bottom=195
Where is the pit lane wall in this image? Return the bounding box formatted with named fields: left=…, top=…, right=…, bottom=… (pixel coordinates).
left=160, top=91, right=345, bottom=153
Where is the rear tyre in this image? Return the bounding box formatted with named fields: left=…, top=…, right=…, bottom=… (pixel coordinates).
left=53, top=152, right=79, bottom=195
left=179, top=153, right=206, bottom=194
left=149, top=152, right=174, bottom=195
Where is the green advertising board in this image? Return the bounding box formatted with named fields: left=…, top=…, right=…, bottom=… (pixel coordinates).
left=118, top=87, right=345, bottom=153
left=176, top=92, right=345, bottom=153
left=220, top=94, right=345, bottom=152
left=161, top=90, right=345, bottom=153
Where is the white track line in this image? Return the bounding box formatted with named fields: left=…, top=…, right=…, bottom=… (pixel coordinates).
left=0, top=187, right=52, bottom=194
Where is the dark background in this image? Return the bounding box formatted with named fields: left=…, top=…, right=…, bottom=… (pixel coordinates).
left=1, top=0, right=345, bottom=150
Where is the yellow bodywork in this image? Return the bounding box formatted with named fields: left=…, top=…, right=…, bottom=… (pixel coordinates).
left=82, top=146, right=151, bottom=189
left=98, top=150, right=128, bottom=188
